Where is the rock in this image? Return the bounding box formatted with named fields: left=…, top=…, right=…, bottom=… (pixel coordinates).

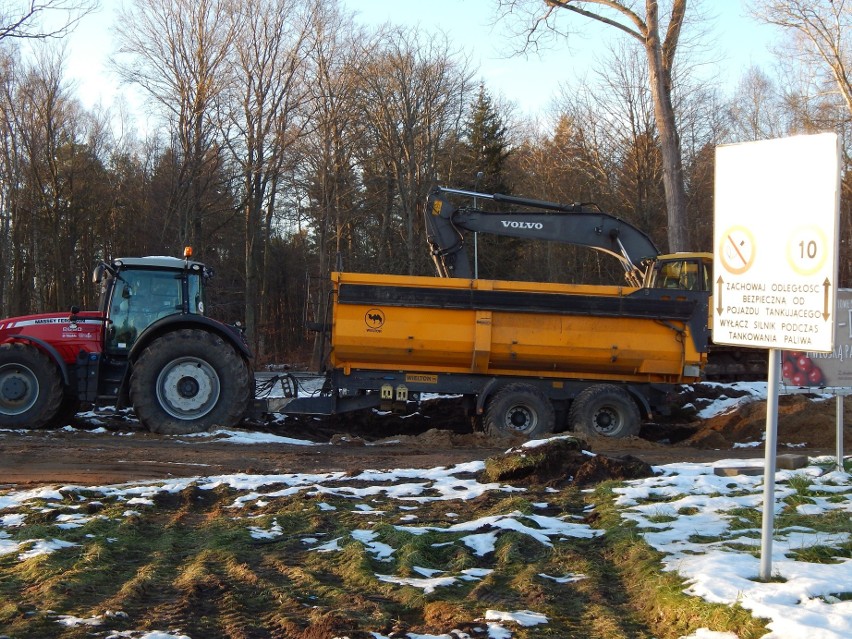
left=329, top=434, right=366, bottom=446
left=713, top=453, right=810, bottom=477
left=713, top=465, right=764, bottom=477
left=776, top=453, right=809, bottom=470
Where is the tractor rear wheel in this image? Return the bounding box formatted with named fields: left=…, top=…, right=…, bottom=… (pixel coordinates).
left=483, top=383, right=555, bottom=439
left=130, top=329, right=251, bottom=435
left=0, top=343, right=64, bottom=429
left=568, top=384, right=640, bottom=438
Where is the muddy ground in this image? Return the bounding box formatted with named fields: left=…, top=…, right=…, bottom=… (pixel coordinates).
left=0, top=384, right=848, bottom=487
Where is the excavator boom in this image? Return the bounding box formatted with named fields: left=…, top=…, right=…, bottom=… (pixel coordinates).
left=425, top=186, right=660, bottom=285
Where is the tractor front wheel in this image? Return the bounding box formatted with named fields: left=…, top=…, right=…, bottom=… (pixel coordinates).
left=130, top=329, right=251, bottom=435
left=0, top=343, right=64, bottom=429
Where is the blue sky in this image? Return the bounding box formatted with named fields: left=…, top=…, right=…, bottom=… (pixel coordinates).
left=52, top=0, right=777, bottom=125
left=343, top=0, right=776, bottom=113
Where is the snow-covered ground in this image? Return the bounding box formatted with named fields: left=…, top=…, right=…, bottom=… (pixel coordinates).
left=615, top=457, right=851, bottom=639
left=1, top=452, right=849, bottom=639
left=1, top=383, right=850, bottom=639
left=693, top=382, right=770, bottom=419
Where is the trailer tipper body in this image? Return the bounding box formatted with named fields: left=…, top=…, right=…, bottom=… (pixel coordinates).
left=312, top=270, right=708, bottom=438
left=329, top=272, right=705, bottom=383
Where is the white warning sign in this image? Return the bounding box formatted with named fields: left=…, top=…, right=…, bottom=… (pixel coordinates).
left=713, top=133, right=841, bottom=353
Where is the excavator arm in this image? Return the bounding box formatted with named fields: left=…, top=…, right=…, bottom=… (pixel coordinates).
left=425, top=186, right=660, bottom=286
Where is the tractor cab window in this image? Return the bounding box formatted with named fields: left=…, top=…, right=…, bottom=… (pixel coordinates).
left=188, top=271, right=205, bottom=315
left=94, top=264, right=111, bottom=314
left=105, top=269, right=183, bottom=351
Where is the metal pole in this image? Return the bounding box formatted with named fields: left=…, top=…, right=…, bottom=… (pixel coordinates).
left=838, top=394, right=845, bottom=473
left=473, top=232, right=478, bottom=280
left=760, top=348, right=781, bottom=581
left=473, top=172, right=483, bottom=280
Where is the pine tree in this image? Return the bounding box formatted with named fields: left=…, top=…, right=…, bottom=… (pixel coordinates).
left=461, top=83, right=511, bottom=194
left=457, top=84, right=520, bottom=280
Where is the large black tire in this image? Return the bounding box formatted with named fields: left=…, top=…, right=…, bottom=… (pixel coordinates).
left=130, top=329, right=251, bottom=435
left=483, top=383, right=555, bottom=438
left=53, top=396, right=81, bottom=427
left=0, top=343, right=64, bottom=429
left=568, top=384, right=641, bottom=438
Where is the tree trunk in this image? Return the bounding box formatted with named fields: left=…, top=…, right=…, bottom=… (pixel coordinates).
left=245, top=195, right=262, bottom=352
left=522, top=0, right=690, bottom=252
left=644, top=4, right=688, bottom=252
left=645, top=44, right=688, bottom=252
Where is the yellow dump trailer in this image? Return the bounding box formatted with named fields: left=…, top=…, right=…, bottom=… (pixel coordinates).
left=307, top=271, right=710, bottom=439
left=330, top=272, right=704, bottom=382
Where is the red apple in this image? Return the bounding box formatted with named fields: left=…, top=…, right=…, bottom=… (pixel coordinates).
left=796, top=356, right=813, bottom=373
left=807, top=367, right=823, bottom=385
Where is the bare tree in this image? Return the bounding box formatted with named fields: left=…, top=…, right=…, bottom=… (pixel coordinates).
left=112, top=0, right=239, bottom=252
left=297, top=3, right=363, bottom=367
left=2, top=47, right=102, bottom=312
left=356, top=27, right=473, bottom=274
left=0, top=47, right=21, bottom=311
left=497, top=0, right=690, bottom=252
left=549, top=41, right=667, bottom=250
left=752, top=1, right=852, bottom=118
left=220, top=0, right=313, bottom=352
left=727, top=66, right=787, bottom=142
left=752, top=2, right=852, bottom=289
left=0, top=0, right=96, bottom=41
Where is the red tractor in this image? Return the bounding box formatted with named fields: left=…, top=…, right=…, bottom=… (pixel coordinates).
left=0, top=252, right=252, bottom=434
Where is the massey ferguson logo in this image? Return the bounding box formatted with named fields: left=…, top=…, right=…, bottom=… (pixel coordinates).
left=501, top=220, right=543, bottom=230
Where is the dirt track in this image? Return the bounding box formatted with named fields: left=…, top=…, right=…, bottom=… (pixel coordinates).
left=1, top=386, right=848, bottom=486
left=0, top=422, right=815, bottom=487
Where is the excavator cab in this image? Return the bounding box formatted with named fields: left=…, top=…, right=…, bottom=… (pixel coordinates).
left=647, top=253, right=713, bottom=292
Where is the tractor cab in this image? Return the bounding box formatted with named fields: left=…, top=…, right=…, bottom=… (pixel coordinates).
left=93, top=254, right=211, bottom=352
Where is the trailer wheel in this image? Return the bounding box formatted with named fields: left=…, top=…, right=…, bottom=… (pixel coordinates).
left=568, top=384, right=640, bottom=438
left=0, top=343, right=64, bottom=429
left=483, top=383, right=555, bottom=438
left=130, top=329, right=251, bottom=435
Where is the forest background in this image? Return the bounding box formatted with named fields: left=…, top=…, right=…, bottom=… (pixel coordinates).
left=0, top=0, right=850, bottom=363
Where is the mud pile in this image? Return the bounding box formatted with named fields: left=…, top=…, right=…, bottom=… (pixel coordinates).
left=480, top=437, right=656, bottom=487
left=662, top=385, right=850, bottom=450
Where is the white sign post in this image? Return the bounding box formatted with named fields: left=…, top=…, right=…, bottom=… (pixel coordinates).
left=714, top=133, right=841, bottom=581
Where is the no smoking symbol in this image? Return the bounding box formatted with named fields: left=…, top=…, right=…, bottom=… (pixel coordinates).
left=719, top=226, right=756, bottom=275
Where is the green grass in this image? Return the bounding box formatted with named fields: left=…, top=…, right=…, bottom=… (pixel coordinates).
left=785, top=473, right=813, bottom=494
left=646, top=510, right=679, bottom=524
